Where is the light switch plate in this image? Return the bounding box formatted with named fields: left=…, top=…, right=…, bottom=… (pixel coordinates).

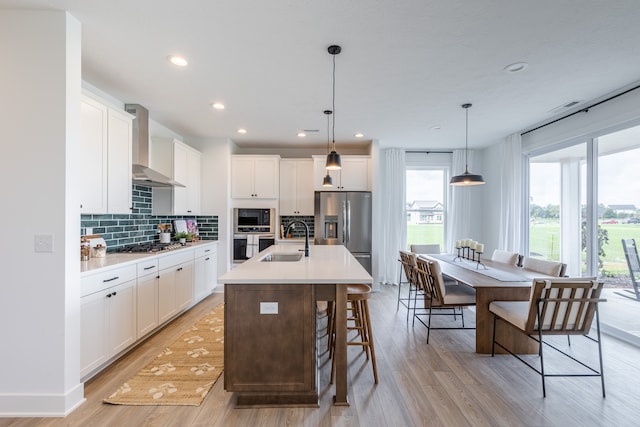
left=34, top=234, right=54, bottom=253
left=260, top=302, right=278, bottom=315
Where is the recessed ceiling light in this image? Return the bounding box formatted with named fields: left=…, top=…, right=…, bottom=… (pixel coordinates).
left=354, top=132, right=364, bottom=138
left=167, top=55, right=188, bottom=67
left=504, top=62, right=528, bottom=73
left=297, top=132, right=306, bottom=137
left=211, top=102, right=225, bottom=110
left=237, top=128, right=247, bottom=134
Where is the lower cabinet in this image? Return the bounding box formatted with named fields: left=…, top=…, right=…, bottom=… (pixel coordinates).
left=80, top=277, right=137, bottom=379
left=158, top=251, right=194, bottom=324
left=136, top=259, right=159, bottom=339
left=194, top=243, right=218, bottom=301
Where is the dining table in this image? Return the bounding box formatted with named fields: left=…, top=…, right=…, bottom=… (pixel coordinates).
left=420, top=254, right=552, bottom=354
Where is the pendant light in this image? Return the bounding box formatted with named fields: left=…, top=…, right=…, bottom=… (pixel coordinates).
left=325, top=45, right=342, bottom=170
left=322, top=110, right=333, bottom=187
left=450, top=103, right=485, bottom=186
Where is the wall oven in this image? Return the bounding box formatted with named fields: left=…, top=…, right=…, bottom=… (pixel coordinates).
left=232, top=208, right=275, bottom=263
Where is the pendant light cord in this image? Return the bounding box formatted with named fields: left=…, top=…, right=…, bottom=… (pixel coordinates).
left=331, top=52, right=336, bottom=146
left=465, top=106, right=469, bottom=172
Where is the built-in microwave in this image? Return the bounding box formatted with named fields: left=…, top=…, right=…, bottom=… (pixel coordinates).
left=233, top=208, right=275, bottom=233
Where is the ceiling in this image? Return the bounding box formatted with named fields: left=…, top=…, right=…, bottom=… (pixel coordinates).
left=3, top=0, right=640, bottom=151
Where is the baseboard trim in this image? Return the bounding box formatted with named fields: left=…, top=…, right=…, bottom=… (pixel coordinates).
left=0, top=382, right=85, bottom=417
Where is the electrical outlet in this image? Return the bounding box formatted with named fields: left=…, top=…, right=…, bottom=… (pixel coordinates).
left=85, top=227, right=93, bottom=235
left=34, top=234, right=54, bottom=253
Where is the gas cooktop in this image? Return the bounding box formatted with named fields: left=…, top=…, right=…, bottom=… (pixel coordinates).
left=115, top=242, right=184, bottom=253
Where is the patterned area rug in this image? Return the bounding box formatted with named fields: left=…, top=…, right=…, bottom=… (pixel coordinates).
left=104, top=303, right=224, bottom=406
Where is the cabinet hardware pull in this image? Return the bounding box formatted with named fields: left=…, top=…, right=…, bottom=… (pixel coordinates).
left=106, top=293, right=112, bottom=298
left=103, top=276, right=119, bottom=282
left=177, top=267, right=183, bottom=271
left=112, top=291, right=117, bottom=296
left=205, top=257, right=210, bottom=261
left=144, top=265, right=156, bottom=270
left=204, top=249, right=210, bottom=253
left=156, top=275, right=160, bottom=279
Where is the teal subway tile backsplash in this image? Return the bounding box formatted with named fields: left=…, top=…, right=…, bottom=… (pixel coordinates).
left=81, top=184, right=218, bottom=251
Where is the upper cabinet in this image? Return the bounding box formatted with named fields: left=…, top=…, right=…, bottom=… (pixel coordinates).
left=231, top=155, right=280, bottom=199
left=151, top=138, right=201, bottom=215
left=312, top=155, right=370, bottom=191
left=80, top=94, right=133, bottom=214
left=279, top=159, right=314, bottom=215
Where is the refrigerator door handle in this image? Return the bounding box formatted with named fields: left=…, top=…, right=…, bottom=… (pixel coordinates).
left=346, top=200, right=351, bottom=244
left=342, top=201, right=347, bottom=243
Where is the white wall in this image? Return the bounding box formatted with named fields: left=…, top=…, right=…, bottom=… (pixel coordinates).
left=0, top=10, right=84, bottom=416
left=478, top=143, right=503, bottom=255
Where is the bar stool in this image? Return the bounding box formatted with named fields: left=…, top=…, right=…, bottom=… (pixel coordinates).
left=328, top=284, right=378, bottom=384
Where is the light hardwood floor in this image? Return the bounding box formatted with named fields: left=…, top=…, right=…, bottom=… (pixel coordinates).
left=2, top=284, right=640, bottom=426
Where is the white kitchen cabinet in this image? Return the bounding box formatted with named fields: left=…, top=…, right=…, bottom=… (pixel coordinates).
left=194, top=243, right=218, bottom=301
left=279, top=159, right=314, bottom=215
left=313, top=155, right=370, bottom=191
left=151, top=138, right=202, bottom=215
left=231, top=155, right=280, bottom=199
left=80, top=265, right=137, bottom=379
left=158, top=251, right=194, bottom=324
left=136, top=258, right=159, bottom=339
left=80, top=93, right=133, bottom=214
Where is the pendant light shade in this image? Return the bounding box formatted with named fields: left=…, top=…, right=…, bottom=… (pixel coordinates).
left=450, top=103, right=485, bottom=186
left=322, top=110, right=334, bottom=186
left=325, top=45, right=342, bottom=170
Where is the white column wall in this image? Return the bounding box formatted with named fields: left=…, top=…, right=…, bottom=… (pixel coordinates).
left=0, top=11, right=84, bottom=415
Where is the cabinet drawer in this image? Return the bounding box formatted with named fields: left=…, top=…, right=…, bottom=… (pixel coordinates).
left=159, top=250, right=194, bottom=270
left=195, top=243, right=217, bottom=258
left=81, top=264, right=136, bottom=297
left=137, top=258, right=159, bottom=277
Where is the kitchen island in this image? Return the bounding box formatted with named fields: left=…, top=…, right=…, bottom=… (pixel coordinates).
left=220, top=244, right=372, bottom=407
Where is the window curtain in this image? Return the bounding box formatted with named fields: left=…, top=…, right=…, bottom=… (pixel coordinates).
left=380, top=148, right=406, bottom=284
left=447, top=149, right=473, bottom=252
left=498, top=133, right=522, bottom=252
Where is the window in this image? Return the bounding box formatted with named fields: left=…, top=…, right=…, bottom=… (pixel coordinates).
left=406, top=168, right=447, bottom=249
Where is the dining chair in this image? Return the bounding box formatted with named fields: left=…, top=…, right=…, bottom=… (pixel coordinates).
left=410, top=243, right=441, bottom=254
left=398, top=250, right=421, bottom=319
left=489, top=277, right=606, bottom=397
left=490, top=249, right=519, bottom=266
left=521, top=256, right=565, bottom=277
left=413, top=256, right=476, bottom=343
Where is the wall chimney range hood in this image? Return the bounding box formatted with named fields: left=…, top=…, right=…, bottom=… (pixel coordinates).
left=125, top=103, right=185, bottom=188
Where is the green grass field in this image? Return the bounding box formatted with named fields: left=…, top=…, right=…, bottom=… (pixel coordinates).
left=407, top=221, right=640, bottom=275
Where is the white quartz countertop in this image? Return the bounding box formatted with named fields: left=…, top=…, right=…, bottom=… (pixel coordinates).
left=80, top=240, right=218, bottom=275
left=220, top=244, right=372, bottom=285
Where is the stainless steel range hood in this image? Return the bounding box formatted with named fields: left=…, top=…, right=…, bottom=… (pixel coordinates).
left=125, top=103, right=185, bottom=188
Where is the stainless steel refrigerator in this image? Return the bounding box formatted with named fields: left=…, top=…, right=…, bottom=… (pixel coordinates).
left=314, top=191, right=372, bottom=274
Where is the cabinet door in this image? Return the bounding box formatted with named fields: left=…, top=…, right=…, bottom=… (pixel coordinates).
left=194, top=256, right=206, bottom=302
left=253, top=157, right=279, bottom=198
left=279, top=160, right=298, bottom=215
left=186, top=149, right=201, bottom=214
left=204, top=249, right=218, bottom=293
left=175, top=261, right=194, bottom=311
left=107, top=280, right=137, bottom=356
left=107, top=108, right=132, bottom=214
left=338, top=157, right=369, bottom=191
left=295, top=159, right=315, bottom=215
left=231, top=157, right=256, bottom=198
left=80, top=290, right=108, bottom=378
left=173, top=143, right=189, bottom=214
left=137, top=273, right=159, bottom=338
left=158, top=268, right=177, bottom=324
left=80, top=96, right=108, bottom=213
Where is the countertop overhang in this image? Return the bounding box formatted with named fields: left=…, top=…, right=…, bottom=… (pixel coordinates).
left=220, top=244, right=372, bottom=285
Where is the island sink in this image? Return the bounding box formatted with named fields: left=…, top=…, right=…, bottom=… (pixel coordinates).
left=259, top=252, right=303, bottom=262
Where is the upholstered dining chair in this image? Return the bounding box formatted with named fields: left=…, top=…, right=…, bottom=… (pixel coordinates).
left=410, top=243, right=441, bottom=255
left=521, top=256, right=565, bottom=277
left=489, top=278, right=605, bottom=397
left=413, top=256, right=476, bottom=343
left=398, top=250, right=421, bottom=319
left=490, top=249, right=519, bottom=266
